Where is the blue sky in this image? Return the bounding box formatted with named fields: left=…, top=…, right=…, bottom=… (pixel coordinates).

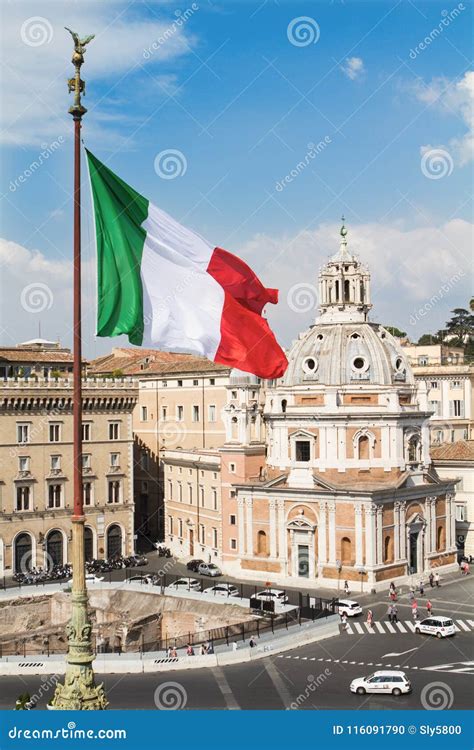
left=0, top=0, right=472, bottom=357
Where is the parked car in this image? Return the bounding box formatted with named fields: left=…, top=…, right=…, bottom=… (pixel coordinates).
left=198, top=563, right=222, bottom=577
left=255, top=588, right=288, bottom=605
left=207, top=583, right=239, bottom=597
left=415, top=616, right=456, bottom=638
left=337, top=599, right=362, bottom=617
left=170, top=577, right=201, bottom=591
left=128, top=574, right=154, bottom=585
left=85, top=574, right=104, bottom=584
left=350, top=671, right=412, bottom=696
left=187, top=559, right=205, bottom=572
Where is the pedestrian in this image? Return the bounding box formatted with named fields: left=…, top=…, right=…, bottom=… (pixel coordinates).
left=232, top=641, right=238, bottom=652
left=466, top=563, right=470, bottom=575
left=434, top=572, right=440, bottom=587
left=411, top=599, right=418, bottom=620
left=392, top=605, right=398, bottom=623
left=207, top=642, right=214, bottom=655
left=426, top=599, right=433, bottom=616
left=408, top=589, right=415, bottom=603
left=389, top=581, right=396, bottom=594
left=429, top=572, right=434, bottom=587
left=200, top=643, right=207, bottom=656
left=341, top=612, right=348, bottom=632
left=186, top=643, right=194, bottom=656
left=460, top=560, right=466, bottom=575
left=387, top=605, right=393, bottom=623
left=419, top=579, right=424, bottom=596
left=367, top=609, right=374, bottom=628
left=249, top=637, right=257, bottom=648
left=344, top=580, right=350, bottom=596
left=170, top=646, right=178, bottom=658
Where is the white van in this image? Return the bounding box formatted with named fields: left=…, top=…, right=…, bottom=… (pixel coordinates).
left=415, top=616, right=456, bottom=638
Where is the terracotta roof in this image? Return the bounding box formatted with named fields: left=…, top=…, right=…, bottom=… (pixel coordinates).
left=431, top=440, right=474, bottom=462
left=0, top=349, right=74, bottom=363
left=88, top=348, right=229, bottom=376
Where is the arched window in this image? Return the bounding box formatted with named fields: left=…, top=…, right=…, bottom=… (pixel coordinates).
left=408, top=436, right=420, bottom=463
left=257, top=530, right=268, bottom=556
left=344, top=279, right=350, bottom=302
left=358, top=435, right=370, bottom=460
left=360, top=280, right=364, bottom=302
left=107, top=524, right=122, bottom=558
left=384, top=535, right=393, bottom=563
left=84, top=527, right=94, bottom=562
left=46, top=530, right=63, bottom=568
left=437, top=525, right=445, bottom=551
left=14, top=532, right=32, bottom=573
left=281, top=399, right=287, bottom=414
left=341, top=536, right=352, bottom=564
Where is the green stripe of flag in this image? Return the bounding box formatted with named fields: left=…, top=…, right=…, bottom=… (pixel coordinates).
left=86, top=149, right=149, bottom=346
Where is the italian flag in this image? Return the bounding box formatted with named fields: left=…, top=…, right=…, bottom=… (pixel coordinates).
left=86, top=151, right=287, bottom=379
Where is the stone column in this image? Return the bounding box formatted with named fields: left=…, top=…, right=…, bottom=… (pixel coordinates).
left=327, top=500, right=336, bottom=563
left=446, top=493, right=454, bottom=550
left=394, top=501, right=400, bottom=561
left=245, top=497, right=253, bottom=557
left=355, top=504, right=364, bottom=566
left=269, top=498, right=277, bottom=558
left=399, top=501, right=407, bottom=559
left=318, top=501, right=327, bottom=564
left=376, top=505, right=383, bottom=565
left=430, top=498, right=437, bottom=552
left=277, top=499, right=286, bottom=573
left=364, top=503, right=377, bottom=569
left=237, top=497, right=245, bottom=555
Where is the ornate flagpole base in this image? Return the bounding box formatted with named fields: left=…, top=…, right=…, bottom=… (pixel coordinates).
left=51, top=517, right=108, bottom=710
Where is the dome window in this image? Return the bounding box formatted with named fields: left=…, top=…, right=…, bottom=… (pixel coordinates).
left=316, top=334, right=324, bottom=341
left=352, top=356, right=368, bottom=372
left=350, top=333, right=360, bottom=340
left=395, top=356, right=404, bottom=371
left=302, top=357, right=318, bottom=374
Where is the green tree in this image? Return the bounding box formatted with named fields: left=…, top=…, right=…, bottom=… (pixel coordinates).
left=385, top=326, right=406, bottom=338
left=445, top=307, right=474, bottom=346
left=417, top=333, right=440, bottom=345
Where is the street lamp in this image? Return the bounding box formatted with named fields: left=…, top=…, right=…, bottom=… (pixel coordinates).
left=358, top=567, right=366, bottom=594
left=336, top=559, right=342, bottom=593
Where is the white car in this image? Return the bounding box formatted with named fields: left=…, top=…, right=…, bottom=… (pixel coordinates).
left=415, top=616, right=456, bottom=638
left=198, top=563, right=222, bottom=577
left=207, top=583, right=239, bottom=597
left=170, top=577, right=201, bottom=591
left=350, top=671, right=412, bottom=696
left=337, top=599, right=362, bottom=617
left=255, top=589, right=288, bottom=604
left=85, top=574, right=104, bottom=584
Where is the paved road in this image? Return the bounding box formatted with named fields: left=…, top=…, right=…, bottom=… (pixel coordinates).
left=1, top=577, right=472, bottom=710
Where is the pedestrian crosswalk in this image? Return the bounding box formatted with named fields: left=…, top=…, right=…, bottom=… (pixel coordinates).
left=342, top=618, right=474, bottom=635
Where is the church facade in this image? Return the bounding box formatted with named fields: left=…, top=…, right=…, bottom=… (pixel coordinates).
left=220, top=224, right=458, bottom=591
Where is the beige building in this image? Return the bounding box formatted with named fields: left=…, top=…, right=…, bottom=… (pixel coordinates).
left=0, top=374, right=138, bottom=576
left=431, top=441, right=474, bottom=559
left=0, top=338, right=75, bottom=380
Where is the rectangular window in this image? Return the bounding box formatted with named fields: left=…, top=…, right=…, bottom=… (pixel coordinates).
left=231, top=390, right=237, bottom=399
left=109, top=422, right=120, bottom=440
left=177, top=405, right=184, bottom=421
left=429, top=401, right=441, bottom=416
left=177, top=379, right=183, bottom=387
left=212, top=528, right=218, bottom=548
left=230, top=490, right=236, bottom=498
left=107, top=480, right=120, bottom=504
left=199, top=524, right=205, bottom=544
left=178, top=518, right=183, bottom=537
left=229, top=462, right=236, bottom=473
left=82, top=423, right=91, bottom=441
left=192, top=405, right=200, bottom=422
left=451, top=381, right=461, bottom=389
left=17, top=423, right=30, bottom=444
left=162, top=406, right=168, bottom=420
left=110, top=452, right=120, bottom=468
left=193, top=379, right=199, bottom=386
left=209, top=378, right=215, bottom=385
left=212, top=489, right=218, bottom=510
left=208, top=404, right=216, bottom=422
left=48, top=483, right=62, bottom=508
left=49, top=423, right=61, bottom=443
left=51, top=455, right=61, bottom=471
left=162, top=380, right=168, bottom=388
left=200, top=486, right=205, bottom=507
left=141, top=406, right=148, bottom=421
left=430, top=381, right=438, bottom=389
left=83, top=482, right=92, bottom=506
left=18, top=456, right=30, bottom=472
left=188, top=485, right=193, bottom=504
left=168, top=516, right=173, bottom=536
left=455, top=505, right=466, bottom=522
left=168, top=480, right=173, bottom=500
left=140, top=451, right=149, bottom=470
left=82, top=454, right=91, bottom=470
left=418, top=356, right=428, bottom=365
left=229, top=514, right=236, bottom=525
left=230, top=538, right=237, bottom=550
left=451, top=400, right=463, bottom=418
left=16, top=485, right=30, bottom=511
left=295, top=440, right=311, bottom=462
left=178, top=483, right=183, bottom=502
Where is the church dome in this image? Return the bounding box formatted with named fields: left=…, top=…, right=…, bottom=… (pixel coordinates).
left=282, top=321, right=413, bottom=387
left=281, top=220, right=414, bottom=388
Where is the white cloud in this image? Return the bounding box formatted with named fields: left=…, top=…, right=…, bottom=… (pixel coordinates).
left=340, top=57, right=365, bottom=81
left=411, top=71, right=474, bottom=166
left=0, top=2, right=198, bottom=147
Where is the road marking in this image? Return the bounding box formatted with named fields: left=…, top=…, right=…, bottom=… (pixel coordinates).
left=211, top=667, right=240, bottom=710
left=405, top=621, right=417, bottom=632
left=468, top=620, right=474, bottom=627
left=382, top=647, right=418, bottom=658
left=385, top=622, right=397, bottom=633
left=345, top=624, right=353, bottom=634
left=456, top=620, right=470, bottom=631
left=353, top=623, right=364, bottom=634
left=374, top=622, right=385, bottom=633
left=363, top=623, right=375, bottom=634
left=395, top=622, right=407, bottom=633
left=264, top=660, right=294, bottom=709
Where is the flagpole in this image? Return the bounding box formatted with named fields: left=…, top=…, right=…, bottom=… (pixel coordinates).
left=52, top=28, right=107, bottom=710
